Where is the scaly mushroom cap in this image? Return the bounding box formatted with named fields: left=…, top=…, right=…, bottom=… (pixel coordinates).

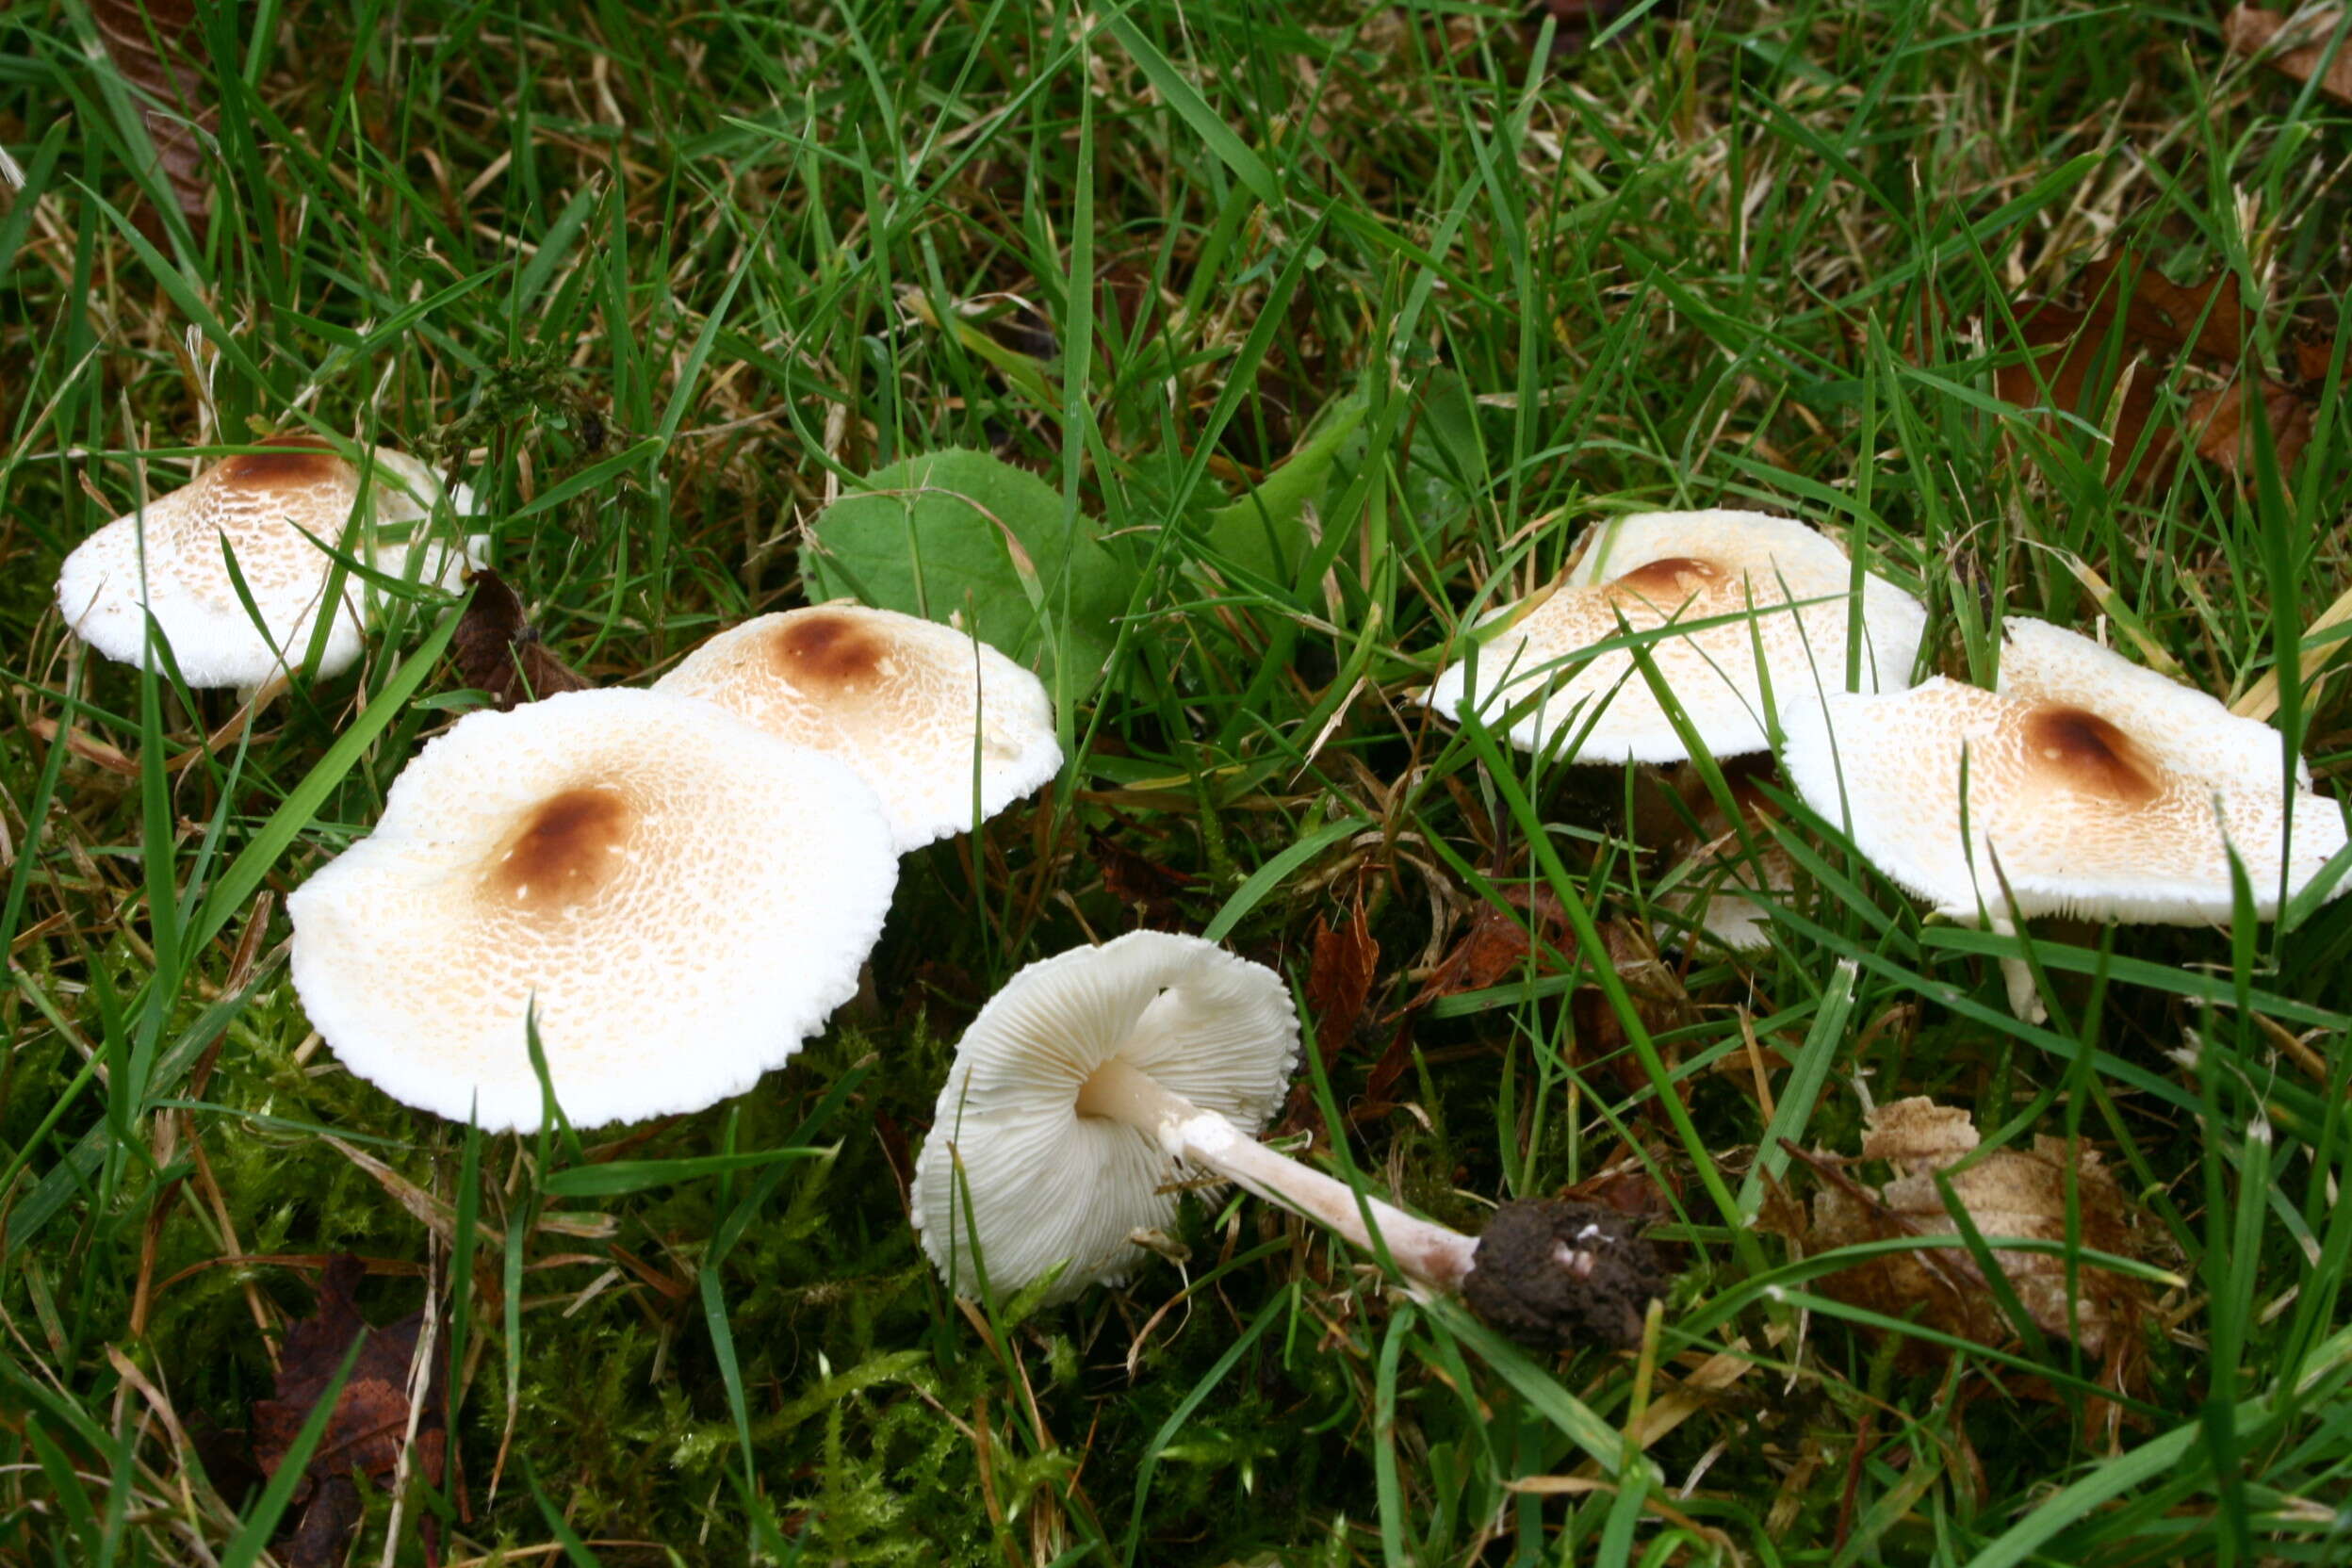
left=287, top=688, right=898, bottom=1132
left=656, top=605, right=1062, bottom=853
left=56, top=436, right=477, bottom=688
left=911, top=931, right=1298, bottom=1301
left=1780, top=618, right=2348, bottom=923
left=1426, top=510, right=1926, bottom=762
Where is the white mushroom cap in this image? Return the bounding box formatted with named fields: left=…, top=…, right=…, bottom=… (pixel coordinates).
left=1780, top=618, right=2348, bottom=923
left=287, top=688, right=899, bottom=1132
left=56, top=437, right=479, bottom=688
left=911, top=930, right=1298, bottom=1301
left=1426, top=510, right=1926, bottom=762
left=655, top=605, right=1063, bottom=853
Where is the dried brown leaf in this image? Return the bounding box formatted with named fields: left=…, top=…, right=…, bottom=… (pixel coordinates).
left=1857, top=1098, right=1979, bottom=1167
left=252, top=1257, right=447, bottom=1568
left=1305, top=905, right=1380, bottom=1059
left=1408, top=885, right=1575, bottom=1010
left=2226, top=5, right=2352, bottom=105
left=451, top=570, right=590, bottom=709
left=91, top=0, right=213, bottom=234
left=1988, top=250, right=2324, bottom=489
left=1561, top=1161, right=1680, bottom=1225
left=1993, top=302, right=2169, bottom=485
left=2188, top=376, right=2316, bottom=477
left=1796, top=1099, right=2145, bottom=1365
left=2079, top=252, right=2247, bottom=366
left=2291, top=336, right=2349, bottom=384
left=1346, top=1021, right=1405, bottom=1119
left=1090, top=830, right=1195, bottom=929
left=1567, top=920, right=1692, bottom=1096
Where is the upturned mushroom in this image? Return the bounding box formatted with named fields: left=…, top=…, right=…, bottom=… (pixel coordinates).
left=656, top=604, right=1062, bottom=853
left=1781, top=617, right=2349, bottom=1015
left=56, top=434, right=479, bottom=689
left=1426, top=509, right=1926, bottom=762
left=287, top=687, right=898, bottom=1131
left=911, top=930, right=1667, bottom=1349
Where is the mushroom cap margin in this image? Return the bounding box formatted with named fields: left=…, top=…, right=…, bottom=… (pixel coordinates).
left=910, top=930, right=1299, bottom=1302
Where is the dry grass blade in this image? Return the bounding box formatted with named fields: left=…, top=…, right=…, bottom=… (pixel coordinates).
left=90, top=0, right=213, bottom=232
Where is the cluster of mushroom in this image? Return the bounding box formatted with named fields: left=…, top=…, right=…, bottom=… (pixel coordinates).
left=280, top=603, right=1067, bottom=1131
left=53, top=438, right=1064, bottom=1132
left=54, top=457, right=2348, bottom=1355
left=1418, top=507, right=2349, bottom=1018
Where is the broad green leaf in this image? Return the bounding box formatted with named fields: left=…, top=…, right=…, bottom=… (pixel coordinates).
left=801, top=448, right=1128, bottom=690
left=1202, top=390, right=1371, bottom=580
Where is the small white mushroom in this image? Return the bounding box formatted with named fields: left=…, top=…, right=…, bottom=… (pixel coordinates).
left=656, top=605, right=1062, bottom=853
left=1659, top=812, right=1797, bottom=955
left=286, top=688, right=899, bottom=1132
left=1426, top=509, right=1926, bottom=762
left=912, top=932, right=1666, bottom=1348
left=56, top=436, right=478, bottom=689
left=1780, top=617, right=2349, bottom=1015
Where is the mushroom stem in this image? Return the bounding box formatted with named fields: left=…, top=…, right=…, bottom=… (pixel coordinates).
left=1075, top=1058, right=1479, bottom=1292
left=1990, top=917, right=2049, bottom=1024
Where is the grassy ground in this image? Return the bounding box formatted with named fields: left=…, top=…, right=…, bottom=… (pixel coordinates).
left=6, top=0, right=2352, bottom=1562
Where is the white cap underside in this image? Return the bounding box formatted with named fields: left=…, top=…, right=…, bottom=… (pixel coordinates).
left=911, top=930, right=1299, bottom=1301
left=657, top=605, right=1062, bottom=853
left=55, top=446, right=478, bottom=688
left=287, top=688, right=899, bottom=1132
left=1425, top=510, right=1926, bottom=762
left=1781, top=621, right=2348, bottom=923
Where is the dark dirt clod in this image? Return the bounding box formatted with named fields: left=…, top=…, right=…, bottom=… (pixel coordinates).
left=1462, top=1199, right=1670, bottom=1353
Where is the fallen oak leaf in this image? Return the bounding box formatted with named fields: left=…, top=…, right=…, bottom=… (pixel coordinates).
left=1992, top=300, right=2167, bottom=485
left=2292, top=335, right=2351, bottom=385
left=451, top=569, right=590, bottom=708
left=2226, top=5, right=2352, bottom=106
left=252, top=1256, right=448, bottom=1568
left=1088, top=828, right=1195, bottom=929
left=1277, top=901, right=1381, bottom=1131
left=1565, top=919, right=1693, bottom=1102
left=1305, top=903, right=1380, bottom=1060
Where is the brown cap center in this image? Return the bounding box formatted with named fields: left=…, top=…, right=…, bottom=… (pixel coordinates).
left=2020, top=706, right=2160, bottom=804
left=216, top=435, right=348, bottom=489
left=769, top=612, right=889, bottom=691
left=1606, top=556, right=1724, bottom=607
left=483, top=787, right=634, bottom=911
